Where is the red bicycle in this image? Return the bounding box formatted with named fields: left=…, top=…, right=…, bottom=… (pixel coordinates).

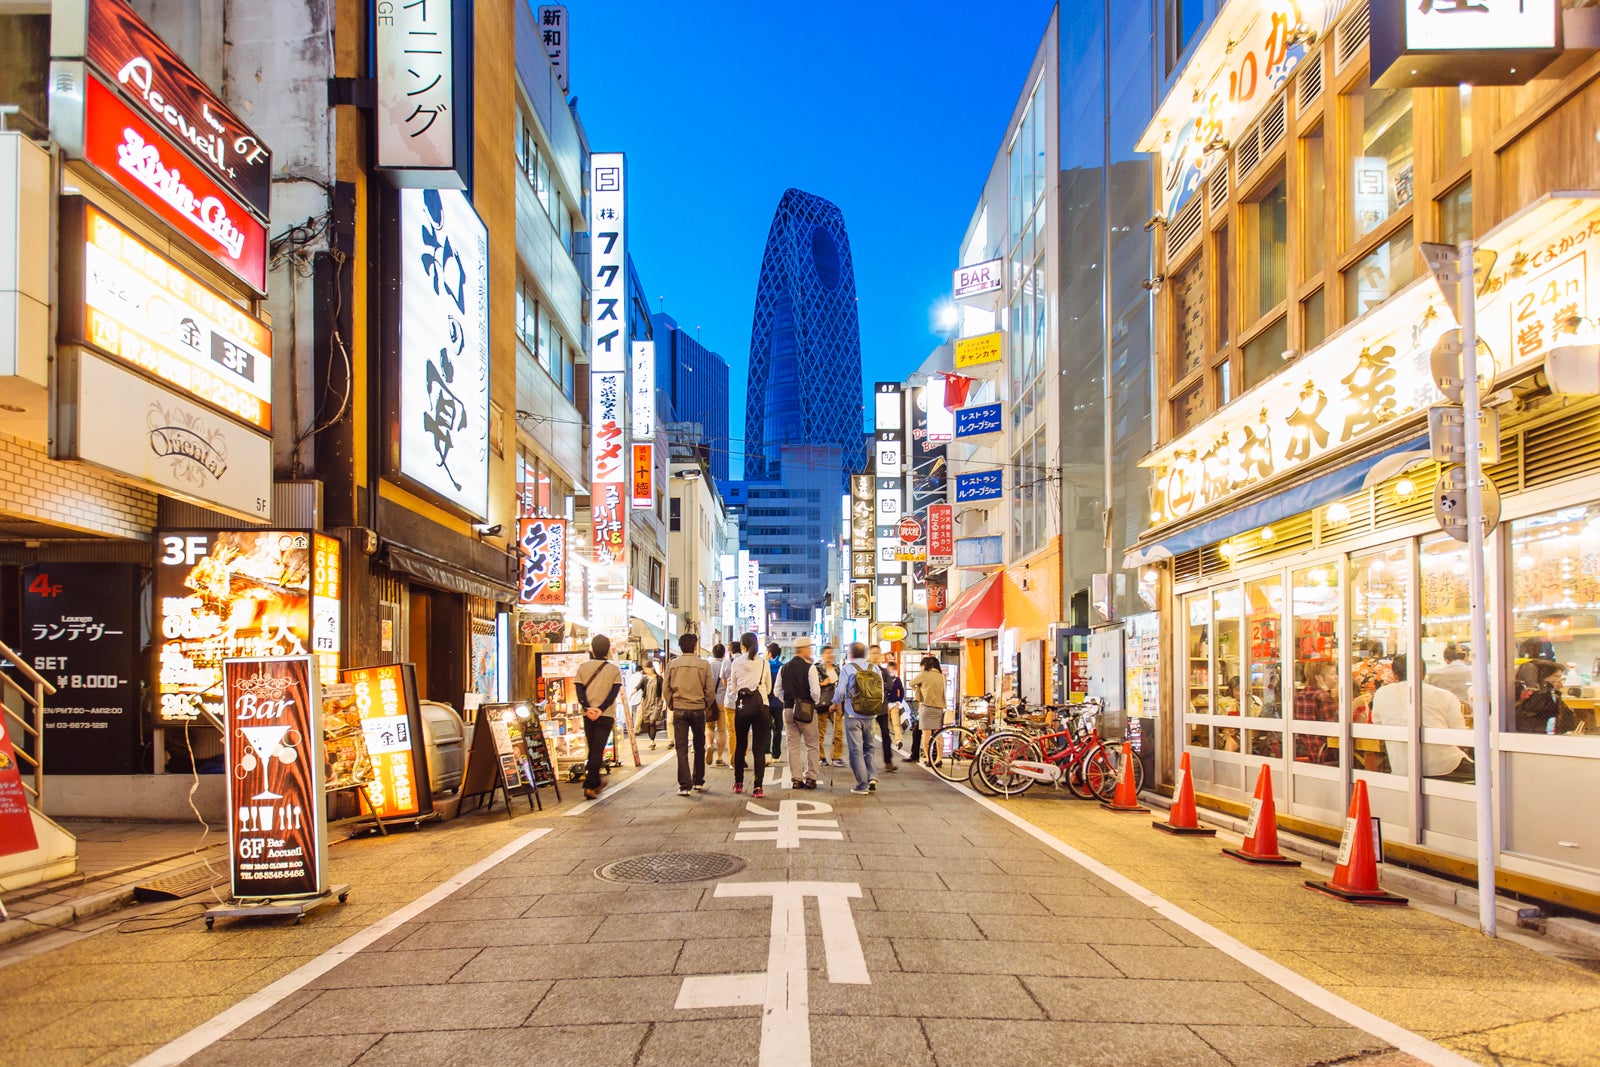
left=973, top=702, right=1144, bottom=800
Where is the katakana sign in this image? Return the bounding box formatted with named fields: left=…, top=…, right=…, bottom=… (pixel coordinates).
left=374, top=0, right=472, bottom=186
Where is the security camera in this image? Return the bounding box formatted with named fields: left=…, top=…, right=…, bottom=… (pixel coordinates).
left=472, top=523, right=503, bottom=537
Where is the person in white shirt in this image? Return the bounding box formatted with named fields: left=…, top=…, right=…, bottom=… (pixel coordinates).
left=1370, top=653, right=1472, bottom=781
left=1429, top=644, right=1472, bottom=706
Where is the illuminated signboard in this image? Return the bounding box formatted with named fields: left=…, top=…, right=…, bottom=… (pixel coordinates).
left=1371, top=0, right=1561, bottom=88
left=77, top=73, right=267, bottom=292
left=955, top=403, right=1003, bottom=439
left=928, top=504, right=955, bottom=568
left=589, top=152, right=628, bottom=564
left=374, top=0, right=472, bottom=186
left=953, top=331, right=1003, bottom=370
left=1143, top=197, right=1600, bottom=528
left=69, top=0, right=273, bottom=218
left=344, top=663, right=433, bottom=820
left=59, top=200, right=272, bottom=431
left=223, top=656, right=327, bottom=899
left=155, top=530, right=341, bottom=724
left=518, top=517, right=568, bottom=606
left=632, top=340, right=655, bottom=437
left=955, top=470, right=1004, bottom=503
left=631, top=442, right=654, bottom=509
left=394, top=187, right=490, bottom=518
left=953, top=258, right=1003, bottom=300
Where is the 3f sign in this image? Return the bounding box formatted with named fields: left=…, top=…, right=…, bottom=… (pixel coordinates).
left=160, top=535, right=209, bottom=566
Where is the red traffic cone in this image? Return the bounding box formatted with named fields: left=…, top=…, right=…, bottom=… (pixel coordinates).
left=1222, top=765, right=1300, bottom=866
left=1153, top=752, right=1215, bottom=836
left=1100, top=740, right=1149, bottom=812
left=1305, top=780, right=1407, bottom=905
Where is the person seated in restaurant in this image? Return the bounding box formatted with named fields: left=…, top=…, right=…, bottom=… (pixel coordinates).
left=1293, top=659, right=1339, bottom=765
left=1370, top=653, right=1473, bottom=781
left=1515, top=638, right=1578, bottom=734
left=1430, top=643, right=1473, bottom=706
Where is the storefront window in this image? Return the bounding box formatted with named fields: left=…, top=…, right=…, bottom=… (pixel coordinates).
left=1344, top=222, right=1416, bottom=323
left=1213, top=585, right=1242, bottom=752
left=1510, top=502, right=1600, bottom=736
left=1245, top=578, right=1284, bottom=758
left=1184, top=593, right=1211, bottom=748
left=1291, top=564, right=1340, bottom=765
left=1347, top=84, right=1415, bottom=241
left=1352, top=545, right=1410, bottom=776
left=1301, top=127, right=1326, bottom=276
left=1247, top=174, right=1288, bottom=323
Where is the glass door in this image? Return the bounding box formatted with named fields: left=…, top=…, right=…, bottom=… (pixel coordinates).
left=1351, top=543, right=1414, bottom=841
left=1289, top=563, right=1343, bottom=820
left=1183, top=592, right=1213, bottom=752
left=1244, top=577, right=1286, bottom=764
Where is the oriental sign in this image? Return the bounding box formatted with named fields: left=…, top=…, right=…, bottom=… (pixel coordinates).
left=1145, top=196, right=1600, bottom=528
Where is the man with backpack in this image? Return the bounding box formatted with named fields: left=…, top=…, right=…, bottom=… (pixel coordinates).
left=832, top=641, right=884, bottom=794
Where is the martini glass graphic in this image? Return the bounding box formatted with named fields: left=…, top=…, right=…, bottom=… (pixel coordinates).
left=240, top=725, right=291, bottom=800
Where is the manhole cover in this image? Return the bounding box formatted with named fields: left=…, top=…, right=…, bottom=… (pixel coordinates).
left=596, top=852, right=747, bottom=884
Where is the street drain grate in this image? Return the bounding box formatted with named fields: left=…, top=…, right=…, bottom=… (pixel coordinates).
left=133, top=863, right=226, bottom=902
left=596, top=852, right=747, bottom=884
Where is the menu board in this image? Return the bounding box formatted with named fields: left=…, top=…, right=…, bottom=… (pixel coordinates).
left=342, top=664, right=433, bottom=820
left=18, top=563, right=140, bottom=773
left=223, top=656, right=327, bottom=899
left=155, top=530, right=341, bottom=724
left=320, top=682, right=374, bottom=794
left=1124, top=613, right=1162, bottom=720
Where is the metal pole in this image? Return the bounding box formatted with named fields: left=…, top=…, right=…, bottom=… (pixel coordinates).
left=1458, top=237, right=1497, bottom=938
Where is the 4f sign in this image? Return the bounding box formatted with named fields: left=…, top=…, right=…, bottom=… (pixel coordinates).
left=953, top=258, right=1003, bottom=301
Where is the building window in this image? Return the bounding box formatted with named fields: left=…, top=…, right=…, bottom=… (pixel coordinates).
left=1343, top=222, right=1416, bottom=323
left=1438, top=178, right=1472, bottom=250
left=1511, top=502, right=1600, bottom=736
left=1246, top=173, right=1288, bottom=324
left=1301, top=126, right=1326, bottom=276
left=1165, top=0, right=1205, bottom=76
left=1245, top=578, right=1285, bottom=758
left=649, top=557, right=663, bottom=600
left=669, top=497, right=681, bottom=532
left=1302, top=287, right=1327, bottom=352
left=1291, top=564, right=1340, bottom=766
left=1173, top=379, right=1209, bottom=435
left=1347, top=84, right=1415, bottom=243
left=1173, top=254, right=1206, bottom=379
left=1437, top=84, right=1472, bottom=169
left=1351, top=544, right=1411, bottom=777
left=1241, top=316, right=1288, bottom=390
left=1211, top=585, right=1241, bottom=753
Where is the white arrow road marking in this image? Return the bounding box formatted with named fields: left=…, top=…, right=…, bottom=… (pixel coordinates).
left=676, top=881, right=869, bottom=1067
left=734, top=800, right=843, bottom=850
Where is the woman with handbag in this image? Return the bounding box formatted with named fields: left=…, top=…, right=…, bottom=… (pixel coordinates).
left=633, top=659, right=664, bottom=749
left=727, top=632, right=773, bottom=797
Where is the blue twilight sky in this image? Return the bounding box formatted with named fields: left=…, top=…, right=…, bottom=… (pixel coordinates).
left=567, top=0, right=1054, bottom=476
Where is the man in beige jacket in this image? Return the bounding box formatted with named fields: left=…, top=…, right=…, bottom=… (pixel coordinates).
left=665, top=632, right=717, bottom=797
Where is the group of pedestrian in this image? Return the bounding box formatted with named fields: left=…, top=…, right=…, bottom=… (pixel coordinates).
left=573, top=632, right=952, bottom=802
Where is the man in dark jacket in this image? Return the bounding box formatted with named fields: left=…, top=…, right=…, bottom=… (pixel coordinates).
left=573, top=634, right=623, bottom=799
left=766, top=641, right=784, bottom=759
left=776, top=636, right=822, bottom=789
left=664, top=633, right=717, bottom=797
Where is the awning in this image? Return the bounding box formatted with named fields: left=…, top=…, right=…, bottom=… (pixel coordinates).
left=1123, top=437, right=1429, bottom=568
left=631, top=616, right=664, bottom=651
left=382, top=543, right=519, bottom=603
left=931, top=571, right=1005, bottom=643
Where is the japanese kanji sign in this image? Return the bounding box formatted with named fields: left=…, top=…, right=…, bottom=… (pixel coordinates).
left=518, top=517, right=568, bottom=607
left=927, top=504, right=955, bottom=568
left=396, top=187, right=489, bottom=518
left=374, top=0, right=471, bottom=184
left=536, top=6, right=570, bottom=95
left=224, top=656, right=327, bottom=899
left=344, top=663, right=433, bottom=821
left=590, top=152, right=628, bottom=564
left=632, top=339, right=655, bottom=438
left=632, top=442, right=654, bottom=509
left=1371, top=0, right=1560, bottom=87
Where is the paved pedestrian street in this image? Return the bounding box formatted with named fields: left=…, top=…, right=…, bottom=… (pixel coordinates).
left=4, top=754, right=1600, bottom=1066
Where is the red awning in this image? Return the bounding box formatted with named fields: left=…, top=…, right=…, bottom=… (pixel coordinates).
left=931, top=571, right=1004, bottom=643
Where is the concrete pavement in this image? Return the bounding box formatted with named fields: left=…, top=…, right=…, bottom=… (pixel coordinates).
left=2, top=748, right=1596, bottom=1065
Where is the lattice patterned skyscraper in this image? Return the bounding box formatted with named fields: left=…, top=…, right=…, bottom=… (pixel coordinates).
left=744, top=189, right=865, bottom=483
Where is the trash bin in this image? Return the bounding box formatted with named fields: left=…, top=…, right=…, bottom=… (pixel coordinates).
left=418, top=701, right=466, bottom=796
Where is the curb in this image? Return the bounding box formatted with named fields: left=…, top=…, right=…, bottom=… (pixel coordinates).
left=1142, top=791, right=1600, bottom=955
left=0, top=883, right=138, bottom=949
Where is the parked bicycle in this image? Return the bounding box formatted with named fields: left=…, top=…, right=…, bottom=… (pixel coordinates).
left=972, top=700, right=1145, bottom=800
left=927, top=695, right=1055, bottom=794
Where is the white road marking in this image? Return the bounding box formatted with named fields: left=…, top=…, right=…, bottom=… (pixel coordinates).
left=677, top=881, right=869, bottom=1067
left=930, top=773, right=1479, bottom=1067
left=563, top=749, right=673, bottom=816
left=735, top=799, right=843, bottom=850
left=132, top=828, right=553, bottom=1067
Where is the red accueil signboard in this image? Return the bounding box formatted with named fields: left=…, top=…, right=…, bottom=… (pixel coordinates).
left=0, top=714, right=39, bottom=858
left=927, top=504, right=954, bottom=568
left=81, top=74, right=267, bottom=293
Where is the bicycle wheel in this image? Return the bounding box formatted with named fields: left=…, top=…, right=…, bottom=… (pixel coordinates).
left=1082, top=742, right=1146, bottom=801
left=1063, top=748, right=1097, bottom=799
left=974, top=732, right=1042, bottom=797
left=927, top=725, right=979, bottom=784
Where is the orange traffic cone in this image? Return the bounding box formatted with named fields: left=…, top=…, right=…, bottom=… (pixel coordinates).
left=1222, top=765, right=1300, bottom=866
left=1100, top=740, right=1149, bottom=812
left=1153, top=752, right=1215, bottom=836
left=1305, top=780, right=1407, bottom=905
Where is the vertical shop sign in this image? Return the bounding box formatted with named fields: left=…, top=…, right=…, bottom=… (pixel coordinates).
left=589, top=152, right=628, bottom=564
left=849, top=583, right=872, bottom=619
left=927, top=504, right=955, bottom=568
left=223, top=656, right=327, bottom=899
left=518, top=516, right=568, bottom=606
left=374, top=0, right=472, bottom=185
left=536, top=6, right=571, bottom=93
left=19, top=563, right=140, bottom=774
left=395, top=188, right=490, bottom=518
left=343, top=663, right=433, bottom=820
left=632, top=340, right=655, bottom=438
left=311, top=535, right=342, bottom=688
left=910, top=385, right=948, bottom=576
left=631, top=442, right=654, bottom=509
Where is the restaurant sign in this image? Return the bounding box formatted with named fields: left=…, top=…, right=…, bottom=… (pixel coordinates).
left=518, top=517, right=568, bottom=606
left=1144, top=195, right=1600, bottom=528
left=343, top=663, right=433, bottom=820
left=60, top=200, right=273, bottom=432
left=955, top=402, right=1003, bottom=440
left=955, top=469, right=1004, bottom=503
left=1371, top=0, right=1561, bottom=88
left=953, top=331, right=1003, bottom=370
